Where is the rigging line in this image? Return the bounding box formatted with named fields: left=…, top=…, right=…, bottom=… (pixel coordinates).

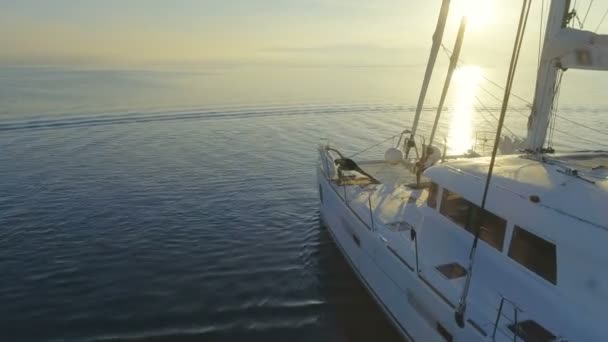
left=473, top=80, right=600, bottom=140
left=347, top=132, right=403, bottom=159
left=548, top=68, right=608, bottom=150
left=482, top=76, right=532, bottom=106
left=442, top=38, right=593, bottom=143
left=486, top=70, right=608, bottom=137
left=475, top=82, right=535, bottom=125
left=572, top=0, right=579, bottom=26
left=594, top=7, right=608, bottom=32
left=455, top=0, right=533, bottom=328
left=441, top=43, right=524, bottom=134
left=551, top=120, right=608, bottom=148
left=473, top=95, right=518, bottom=136
left=473, top=98, right=499, bottom=126
left=476, top=80, right=528, bottom=112
left=468, top=84, right=521, bottom=135
left=438, top=42, right=520, bottom=137
left=572, top=12, right=584, bottom=29
left=441, top=7, right=607, bottom=169
left=440, top=44, right=533, bottom=106
left=502, top=95, right=608, bottom=140
left=471, top=83, right=604, bottom=145
left=581, top=0, right=594, bottom=27
left=548, top=71, right=564, bottom=147
left=552, top=126, right=608, bottom=148
left=538, top=0, right=545, bottom=70
left=555, top=112, right=608, bottom=135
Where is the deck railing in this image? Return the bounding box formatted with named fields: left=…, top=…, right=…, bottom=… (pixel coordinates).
left=492, top=296, right=521, bottom=341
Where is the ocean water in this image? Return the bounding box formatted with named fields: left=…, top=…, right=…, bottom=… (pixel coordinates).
left=0, top=65, right=606, bottom=342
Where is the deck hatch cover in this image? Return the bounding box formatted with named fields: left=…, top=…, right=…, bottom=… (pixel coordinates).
left=436, top=262, right=467, bottom=279
left=508, top=320, right=556, bottom=342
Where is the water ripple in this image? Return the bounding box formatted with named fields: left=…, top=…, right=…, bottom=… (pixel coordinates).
left=3, top=100, right=601, bottom=342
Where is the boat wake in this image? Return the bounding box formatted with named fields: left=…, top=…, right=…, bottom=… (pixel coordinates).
left=0, top=103, right=522, bottom=132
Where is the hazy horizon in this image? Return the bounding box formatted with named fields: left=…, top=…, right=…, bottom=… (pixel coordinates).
left=4, top=0, right=608, bottom=109
left=1, top=0, right=582, bottom=68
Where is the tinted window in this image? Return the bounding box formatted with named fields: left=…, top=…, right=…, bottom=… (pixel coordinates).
left=508, top=227, right=557, bottom=284
left=474, top=209, right=507, bottom=251
left=440, top=189, right=506, bottom=251
left=440, top=189, right=471, bottom=227
left=427, top=183, right=438, bottom=208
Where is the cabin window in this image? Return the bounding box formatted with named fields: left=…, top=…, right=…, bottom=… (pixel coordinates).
left=439, top=188, right=506, bottom=251
left=508, top=226, right=557, bottom=284
left=473, top=208, right=506, bottom=251
left=427, top=183, right=438, bottom=208
left=440, top=189, right=471, bottom=228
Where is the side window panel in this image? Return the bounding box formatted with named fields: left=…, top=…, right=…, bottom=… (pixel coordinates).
left=440, top=189, right=471, bottom=228
left=508, top=226, right=557, bottom=284
left=427, top=183, right=438, bottom=209
left=439, top=188, right=506, bottom=252
left=474, top=209, right=507, bottom=251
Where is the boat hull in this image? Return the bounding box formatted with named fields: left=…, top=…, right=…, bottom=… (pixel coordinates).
left=317, top=167, right=485, bottom=342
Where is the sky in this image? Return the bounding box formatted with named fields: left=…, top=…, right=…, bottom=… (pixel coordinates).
left=0, top=0, right=606, bottom=67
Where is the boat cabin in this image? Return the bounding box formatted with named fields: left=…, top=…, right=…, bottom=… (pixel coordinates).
left=419, top=152, right=608, bottom=340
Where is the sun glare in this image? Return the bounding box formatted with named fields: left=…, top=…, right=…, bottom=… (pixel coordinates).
left=447, top=66, right=482, bottom=154
left=452, top=0, right=495, bottom=30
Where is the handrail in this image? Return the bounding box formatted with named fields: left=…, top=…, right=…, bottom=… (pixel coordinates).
left=492, top=297, right=505, bottom=339
left=492, top=296, right=522, bottom=341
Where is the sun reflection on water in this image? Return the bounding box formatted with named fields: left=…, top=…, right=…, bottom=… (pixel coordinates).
left=447, top=66, right=482, bottom=155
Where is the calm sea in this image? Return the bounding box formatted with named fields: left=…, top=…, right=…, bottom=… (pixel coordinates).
left=0, top=65, right=605, bottom=342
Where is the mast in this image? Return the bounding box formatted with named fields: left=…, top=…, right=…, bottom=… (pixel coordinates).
left=406, top=0, right=451, bottom=157
left=527, top=0, right=608, bottom=151
left=526, top=0, right=571, bottom=151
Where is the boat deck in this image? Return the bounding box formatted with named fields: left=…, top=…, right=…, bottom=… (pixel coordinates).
left=358, top=160, right=429, bottom=187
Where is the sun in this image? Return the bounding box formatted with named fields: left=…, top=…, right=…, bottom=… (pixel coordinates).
left=451, top=0, right=495, bottom=30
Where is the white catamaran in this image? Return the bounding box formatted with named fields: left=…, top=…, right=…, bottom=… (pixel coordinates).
left=317, top=0, right=608, bottom=341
